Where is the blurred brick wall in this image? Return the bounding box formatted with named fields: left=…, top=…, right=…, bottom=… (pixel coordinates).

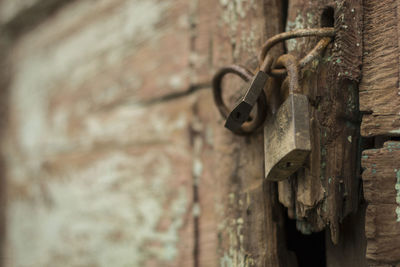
left=0, top=0, right=213, bottom=266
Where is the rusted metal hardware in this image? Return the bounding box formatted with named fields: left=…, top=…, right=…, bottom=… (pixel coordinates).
left=264, top=54, right=311, bottom=181
left=258, top=28, right=335, bottom=68
left=212, top=65, right=267, bottom=135
left=212, top=27, right=335, bottom=135
left=222, top=56, right=273, bottom=133
left=270, top=36, right=333, bottom=77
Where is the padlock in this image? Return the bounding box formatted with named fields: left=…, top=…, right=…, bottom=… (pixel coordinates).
left=224, top=70, right=268, bottom=132
left=224, top=55, right=273, bottom=133
left=264, top=54, right=311, bottom=181
left=212, top=65, right=268, bottom=135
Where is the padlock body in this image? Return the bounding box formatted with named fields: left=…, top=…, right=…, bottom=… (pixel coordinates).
left=264, top=93, right=311, bottom=181
left=225, top=71, right=268, bottom=132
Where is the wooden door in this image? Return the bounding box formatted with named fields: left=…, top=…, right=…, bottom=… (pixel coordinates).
left=192, top=0, right=366, bottom=266
left=0, top=0, right=400, bottom=266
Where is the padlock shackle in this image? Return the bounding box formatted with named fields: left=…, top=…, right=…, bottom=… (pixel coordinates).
left=274, top=54, right=300, bottom=95
left=258, top=27, right=335, bottom=66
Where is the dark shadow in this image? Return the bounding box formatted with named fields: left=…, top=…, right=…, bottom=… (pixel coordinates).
left=285, top=216, right=326, bottom=267
left=321, top=6, right=335, bottom=27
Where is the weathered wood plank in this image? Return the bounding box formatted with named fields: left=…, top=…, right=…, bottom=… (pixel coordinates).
left=1, top=0, right=199, bottom=266
left=362, top=115, right=400, bottom=137
left=277, top=0, right=363, bottom=245
left=360, top=1, right=400, bottom=264
left=0, top=40, right=10, bottom=267
left=192, top=0, right=294, bottom=266
left=362, top=141, right=400, bottom=265
left=360, top=0, right=400, bottom=137
left=325, top=205, right=367, bottom=267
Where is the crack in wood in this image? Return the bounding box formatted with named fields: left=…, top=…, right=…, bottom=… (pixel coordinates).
left=141, top=83, right=211, bottom=106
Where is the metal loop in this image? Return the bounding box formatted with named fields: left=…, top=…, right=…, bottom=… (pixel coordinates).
left=211, top=28, right=335, bottom=135
left=274, top=54, right=300, bottom=95
left=212, top=65, right=267, bottom=135
left=258, top=28, right=335, bottom=66
left=260, top=54, right=274, bottom=73
left=269, top=36, right=333, bottom=77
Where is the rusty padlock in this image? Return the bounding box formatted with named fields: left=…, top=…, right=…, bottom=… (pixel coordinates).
left=264, top=54, right=311, bottom=181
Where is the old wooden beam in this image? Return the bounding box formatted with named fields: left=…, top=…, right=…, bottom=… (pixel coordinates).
left=193, top=0, right=295, bottom=265
left=360, top=0, right=400, bottom=137
left=277, top=0, right=363, bottom=245
left=362, top=141, right=400, bottom=265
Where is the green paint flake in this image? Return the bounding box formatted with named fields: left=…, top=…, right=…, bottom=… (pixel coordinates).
left=336, top=58, right=342, bottom=64
left=396, top=170, right=400, bottom=222
left=387, top=142, right=400, bottom=149
left=220, top=253, right=233, bottom=267
left=322, top=201, right=327, bottom=213
left=306, top=12, right=314, bottom=25
left=323, top=55, right=333, bottom=63
left=296, top=220, right=312, bottom=235
left=285, top=13, right=305, bottom=52
left=396, top=207, right=400, bottom=222
left=228, top=193, right=235, bottom=204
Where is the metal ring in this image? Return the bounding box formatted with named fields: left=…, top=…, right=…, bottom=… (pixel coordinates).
left=269, top=36, right=333, bottom=77
left=258, top=28, right=335, bottom=65
left=275, top=54, right=300, bottom=94
left=212, top=65, right=267, bottom=135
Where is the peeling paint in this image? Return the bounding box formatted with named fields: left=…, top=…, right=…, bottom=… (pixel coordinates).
left=389, top=128, right=400, bottom=134
left=193, top=203, right=201, bottom=217
left=219, top=0, right=258, bottom=61
left=296, top=220, right=312, bottom=235
left=306, top=12, right=314, bottom=26
left=286, top=13, right=306, bottom=52
left=9, top=0, right=173, bottom=159
left=7, top=152, right=188, bottom=266
left=219, top=212, right=251, bottom=267
left=3, top=0, right=193, bottom=266
left=396, top=170, right=400, bottom=222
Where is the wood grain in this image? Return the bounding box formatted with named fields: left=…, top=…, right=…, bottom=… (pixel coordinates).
left=360, top=1, right=400, bottom=265
left=360, top=0, right=400, bottom=137
left=192, top=0, right=295, bottom=265
left=362, top=141, right=400, bottom=265
left=0, top=1, right=198, bottom=266
left=277, top=0, right=363, bottom=246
